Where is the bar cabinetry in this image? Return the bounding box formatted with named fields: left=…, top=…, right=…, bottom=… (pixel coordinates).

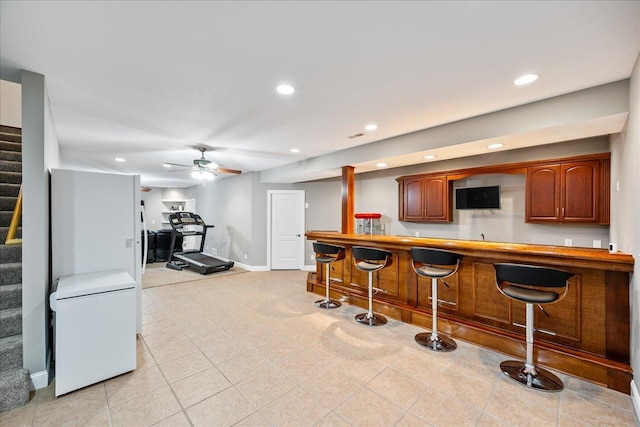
left=305, top=231, right=633, bottom=393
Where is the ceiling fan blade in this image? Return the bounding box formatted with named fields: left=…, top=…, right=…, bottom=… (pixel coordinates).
left=215, top=167, right=242, bottom=175
left=167, top=168, right=194, bottom=173
left=163, top=162, right=192, bottom=168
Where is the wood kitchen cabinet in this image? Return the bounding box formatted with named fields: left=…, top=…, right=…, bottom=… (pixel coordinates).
left=397, top=152, right=610, bottom=225
left=526, top=158, right=610, bottom=224
left=398, top=174, right=451, bottom=222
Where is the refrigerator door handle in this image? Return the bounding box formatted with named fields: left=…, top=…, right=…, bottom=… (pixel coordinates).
left=141, top=203, right=148, bottom=275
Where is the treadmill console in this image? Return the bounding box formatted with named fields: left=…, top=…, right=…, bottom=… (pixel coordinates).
left=168, top=212, right=205, bottom=228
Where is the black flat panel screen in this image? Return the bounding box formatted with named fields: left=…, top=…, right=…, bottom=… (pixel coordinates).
left=455, top=186, right=500, bottom=209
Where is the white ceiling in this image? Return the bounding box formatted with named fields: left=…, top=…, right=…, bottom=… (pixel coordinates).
left=1, top=1, right=639, bottom=187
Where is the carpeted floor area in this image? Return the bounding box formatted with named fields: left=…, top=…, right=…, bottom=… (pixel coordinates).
left=142, top=262, right=247, bottom=289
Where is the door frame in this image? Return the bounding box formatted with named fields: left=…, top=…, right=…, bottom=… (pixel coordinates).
left=267, top=190, right=305, bottom=270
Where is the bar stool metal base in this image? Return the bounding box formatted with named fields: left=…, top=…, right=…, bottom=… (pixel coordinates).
left=499, top=360, right=564, bottom=392
left=315, top=299, right=341, bottom=309
left=414, top=332, right=457, bottom=352
left=355, top=312, right=387, bottom=326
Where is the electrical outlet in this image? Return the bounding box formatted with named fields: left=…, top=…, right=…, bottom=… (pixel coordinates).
left=414, top=231, right=420, bottom=237
left=310, top=254, right=315, bottom=261
left=564, top=239, right=572, bottom=247
left=244, top=254, right=248, bottom=260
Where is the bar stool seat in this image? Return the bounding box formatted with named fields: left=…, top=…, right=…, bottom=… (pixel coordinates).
left=352, top=246, right=392, bottom=326
left=494, top=263, right=573, bottom=392
left=312, top=242, right=345, bottom=309
left=410, top=247, right=463, bottom=352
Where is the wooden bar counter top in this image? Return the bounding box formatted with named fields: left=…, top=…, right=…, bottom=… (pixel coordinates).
left=305, top=231, right=635, bottom=393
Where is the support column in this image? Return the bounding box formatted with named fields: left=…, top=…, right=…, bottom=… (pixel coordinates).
left=341, top=166, right=354, bottom=234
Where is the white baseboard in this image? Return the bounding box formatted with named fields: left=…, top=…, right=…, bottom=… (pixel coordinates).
left=302, top=264, right=315, bottom=271
left=232, top=261, right=269, bottom=272
left=631, top=380, right=640, bottom=425
left=30, top=369, right=49, bottom=390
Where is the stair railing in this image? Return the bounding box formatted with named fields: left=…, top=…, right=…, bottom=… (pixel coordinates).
left=5, top=185, right=22, bottom=245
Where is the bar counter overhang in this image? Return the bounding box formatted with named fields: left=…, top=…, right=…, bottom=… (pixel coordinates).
left=305, top=231, right=635, bottom=393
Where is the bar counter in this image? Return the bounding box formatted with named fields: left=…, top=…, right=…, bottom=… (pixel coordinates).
left=305, top=231, right=635, bottom=393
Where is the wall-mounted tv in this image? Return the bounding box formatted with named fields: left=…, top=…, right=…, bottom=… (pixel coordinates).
left=455, top=185, right=500, bottom=210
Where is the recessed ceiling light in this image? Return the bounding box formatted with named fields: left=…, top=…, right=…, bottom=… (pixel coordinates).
left=488, top=143, right=504, bottom=149
left=290, top=148, right=301, bottom=153
left=365, top=123, right=378, bottom=131
left=276, top=84, right=295, bottom=95
left=115, top=157, right=125, bottom=162
left=514, top=73, right=539, bottom=86
left=377, top=162, right=388, bottom=168
left=163, top=163, right=172, bottom=168
left=423, top=155, right=437, bottom=160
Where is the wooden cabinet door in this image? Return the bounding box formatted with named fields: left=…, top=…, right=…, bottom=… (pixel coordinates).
left=526, top=164, right=561, bottom=222
left=561, top=161, right=599, bottom=222
left=402, top=178, right=425, bottom=221
left=423, top=175, right=450, bottom=221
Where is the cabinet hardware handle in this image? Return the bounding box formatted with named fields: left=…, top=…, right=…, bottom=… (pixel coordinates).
left=562, top=208, right=565, bottom=217
left=556, top=207, right=559, bottom=217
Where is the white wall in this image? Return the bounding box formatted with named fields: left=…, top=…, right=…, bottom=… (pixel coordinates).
left=21, top=70, right=61, bottom=388
left=187, top=174, right=254, bottom=263
left=354, top=137, right=610, bottom=247
left=610, top=53, right=639, bottom=408
left=0, top=79, right=21, bottom=127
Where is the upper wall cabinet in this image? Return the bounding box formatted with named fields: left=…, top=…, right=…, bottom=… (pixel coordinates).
left=398, top=174, right=452, bottom=222
left=525, top=158, right=610, bottom=224
left=397, top=152, right=610, bottom=225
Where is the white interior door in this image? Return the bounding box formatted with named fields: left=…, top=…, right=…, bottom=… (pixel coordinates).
left=269, top=191, right=304, bottom=270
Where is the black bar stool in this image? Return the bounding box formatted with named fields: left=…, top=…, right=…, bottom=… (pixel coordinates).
left=410, top=247, right=463, bottom=352
left=494, top=263, right=573, bottom=392
left=312, top=242, right=345, bottom=309
left=352, top=246, right=392, bottom=326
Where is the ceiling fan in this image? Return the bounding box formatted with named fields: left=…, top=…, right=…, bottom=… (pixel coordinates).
left=164, top=147, right=241, bottom=180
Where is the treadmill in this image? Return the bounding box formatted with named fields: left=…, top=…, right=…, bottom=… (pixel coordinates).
left=165, top=212, right=234, bottom=275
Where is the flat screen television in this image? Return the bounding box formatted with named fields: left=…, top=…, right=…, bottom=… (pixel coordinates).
left=455, top=185, right=500, bottom=210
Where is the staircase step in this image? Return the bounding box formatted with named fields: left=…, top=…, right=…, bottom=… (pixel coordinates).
left=0, top=133, right=21, bottom=144
left=0, top=125, right=20, bottom=134
left=0, top=227, right=21, bottom=242
left=0, top=245, right=21, bottom=263
left=0, top=171, right=22, bottom=185
left=0, top=308, right=22, bottom=338
left=0, top=150, right=21, bottom=162
left=0, top=184, right=20, bottom=198
left=0, top=196, right=19, bottom=211
left=0, top=263, right=21, bottom=286
left=0, top=368, right=29, bottom=412
left=0, top=335, right=23, bottom=372
left=0, top=284, right=21, bottom=311
left=0, top=160, right=20, bottom=173
left=0, top=141, right=21, bottom=153
left=0, top=211, right=20, bottom=228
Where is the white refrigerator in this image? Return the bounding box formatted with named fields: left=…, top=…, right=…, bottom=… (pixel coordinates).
left=51, top=169, right=142, bottom=332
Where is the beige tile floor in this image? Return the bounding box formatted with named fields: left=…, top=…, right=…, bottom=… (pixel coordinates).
left=2, top=270, right=638, bottom=426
